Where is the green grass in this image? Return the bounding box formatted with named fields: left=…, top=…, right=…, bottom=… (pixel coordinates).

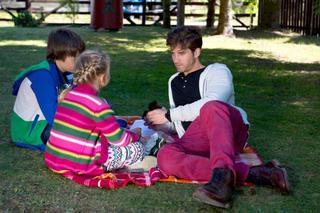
left=0, top=25, right=319, bottom=212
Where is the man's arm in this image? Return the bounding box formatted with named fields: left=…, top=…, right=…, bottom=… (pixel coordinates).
left=146, top=64, right=234, bottom=125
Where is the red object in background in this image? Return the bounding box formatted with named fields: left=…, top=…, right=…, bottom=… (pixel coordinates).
left=91, top=0, right=123, bottom=30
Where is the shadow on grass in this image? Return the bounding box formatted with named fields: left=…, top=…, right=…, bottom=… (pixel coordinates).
left=232, top=29, right=289, bottom=40
left=233, top=28, right=320, bottom=46
left=0, top=45, right=45, bottom=76
left=286, top=35, right=320, bottom=45
left=0, top=26, right=168, bottom=46
left=1, top=44, right=319, bottom=108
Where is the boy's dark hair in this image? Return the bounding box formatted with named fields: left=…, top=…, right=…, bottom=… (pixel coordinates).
left=166, top=26, right=202, bottom=52
left=46, top=28, right=85, bottom=62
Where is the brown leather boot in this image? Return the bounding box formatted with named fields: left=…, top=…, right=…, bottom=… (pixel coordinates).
left=193, top=168, right=234, bottom=209
left=246, top=160, right=290, bottom=194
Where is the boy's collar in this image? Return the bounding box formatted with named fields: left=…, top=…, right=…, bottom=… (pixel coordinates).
left=49, top=61, right=71, bottom=87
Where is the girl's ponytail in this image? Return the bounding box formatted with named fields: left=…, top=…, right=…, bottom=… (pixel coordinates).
left=58, top=86, right=73, bottom=103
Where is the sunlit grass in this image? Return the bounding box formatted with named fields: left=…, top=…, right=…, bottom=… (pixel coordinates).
left=0, top=40, right=46, bottom=47
left=204, top=33, right=320, bottom=64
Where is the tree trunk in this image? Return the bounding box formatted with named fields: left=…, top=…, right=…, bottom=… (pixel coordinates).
left=258, top=0, right=280, bottom=29
left=25, top=0, right=31, bottom=12
left=217, top=0, right=233, bottom=36
left=162, top=0, right=171, bottom=28
left=177, top=0, right=185, bottom=27
left=206, top=0, right=216, bottom=28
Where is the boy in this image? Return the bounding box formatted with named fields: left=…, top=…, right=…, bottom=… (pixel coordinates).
left=11, top=28, right=85, bottom=150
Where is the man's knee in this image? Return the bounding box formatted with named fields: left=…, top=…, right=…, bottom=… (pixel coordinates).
left=201, top=100, right=228, bottom=115
left=157, top=144, right=177, bottom=174
left=157, top=145, right=169, bottom=171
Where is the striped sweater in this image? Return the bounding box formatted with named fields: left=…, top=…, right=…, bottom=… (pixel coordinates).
left=45, top=83, right=139, bottom=176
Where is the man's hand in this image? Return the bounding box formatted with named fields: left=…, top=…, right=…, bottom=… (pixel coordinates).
left=145, top=108, right=169, bottom=125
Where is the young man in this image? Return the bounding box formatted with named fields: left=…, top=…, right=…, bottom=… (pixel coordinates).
left=145, top=26, right=290, bottom=208
left=11, top=28, right=85, bottom=151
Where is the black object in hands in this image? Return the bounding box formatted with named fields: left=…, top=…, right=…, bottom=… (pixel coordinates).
left=142, top=101, right=162, bottom=118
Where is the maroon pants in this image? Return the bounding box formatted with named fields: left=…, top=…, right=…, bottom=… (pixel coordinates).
left=157, top=101, right=250, bottom=183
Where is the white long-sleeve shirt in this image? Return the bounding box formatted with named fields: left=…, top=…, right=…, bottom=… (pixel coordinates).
left=168, top=63, right=249, bottom=138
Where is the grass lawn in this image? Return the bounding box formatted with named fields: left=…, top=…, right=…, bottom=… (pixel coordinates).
left=0, top=25, right=319, bottom=212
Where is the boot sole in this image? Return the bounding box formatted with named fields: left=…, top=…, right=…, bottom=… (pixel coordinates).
left=270, top=160, right=291, bottom=194
left=279, top=167, right=291, bottom=194
left=193, top=190, right=231, bottom=209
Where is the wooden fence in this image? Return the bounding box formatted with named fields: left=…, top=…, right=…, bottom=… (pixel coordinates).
left=280, top=0, right=320, bottom=35
left=0, top=0, right=254, bottom=28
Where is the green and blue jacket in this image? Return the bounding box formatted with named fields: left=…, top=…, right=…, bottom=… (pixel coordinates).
left=11, top=60, right=72, bottom=150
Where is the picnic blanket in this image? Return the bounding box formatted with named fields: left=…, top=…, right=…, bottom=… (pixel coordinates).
left=56, top=116, right=262, bottom=189
left=60, top=167, right=162, bottom=189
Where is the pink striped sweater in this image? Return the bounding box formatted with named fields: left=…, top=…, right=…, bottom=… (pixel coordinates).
left=45, top=83, right=139, bottom=176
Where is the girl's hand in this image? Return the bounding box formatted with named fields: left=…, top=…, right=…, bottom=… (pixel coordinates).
left=131, top=127, right=142, bottom=139
left=140, top=136, right=150, bottom=143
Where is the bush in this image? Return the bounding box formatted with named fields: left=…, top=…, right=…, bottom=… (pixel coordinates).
left=12, top=10, right=41, bottom=27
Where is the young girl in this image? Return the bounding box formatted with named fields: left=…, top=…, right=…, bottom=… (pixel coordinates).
left=45, top=50, right=144, bottom=176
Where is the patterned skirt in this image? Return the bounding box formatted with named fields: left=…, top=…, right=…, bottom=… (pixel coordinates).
left=103, top=142, right=144, bottom=172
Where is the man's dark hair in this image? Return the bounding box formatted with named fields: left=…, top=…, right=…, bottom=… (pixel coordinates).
left=46, top=28, right=85, bottom=62
left=166, top=26, right=202, bottom=52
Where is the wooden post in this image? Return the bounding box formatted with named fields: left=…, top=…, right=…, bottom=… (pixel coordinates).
left=177, top=0, right=185, bottom=26
left=142, top=0, right=146, bottom=26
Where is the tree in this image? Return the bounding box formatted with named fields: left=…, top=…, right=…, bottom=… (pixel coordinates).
left=162, top=0, right=171, bottom=28
left=258, top=0, right=280, bottom=29
left=206, top=0, right=216, bottom=28
left=177, top=0, right=185, bottom=27
left=217, top=0, right=234, bottom=36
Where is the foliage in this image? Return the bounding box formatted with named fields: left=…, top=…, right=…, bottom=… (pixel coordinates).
left=12, top=10, right=41, bottom=27
left=59, top=0, right=79, bottom=23
left=315, top=0, right=320, bottom=16
left=233, top=0, right=257, bottom=14
left=1, top=0, right=79, bottom=26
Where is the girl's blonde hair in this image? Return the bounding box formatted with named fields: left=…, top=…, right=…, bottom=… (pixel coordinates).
left=74, top=50, right=110, bottom=84
left=59, top=50, right=110, bottom=102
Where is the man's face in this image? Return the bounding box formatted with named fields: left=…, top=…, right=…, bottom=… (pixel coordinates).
left=170, top=45, right=200, bottom=75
